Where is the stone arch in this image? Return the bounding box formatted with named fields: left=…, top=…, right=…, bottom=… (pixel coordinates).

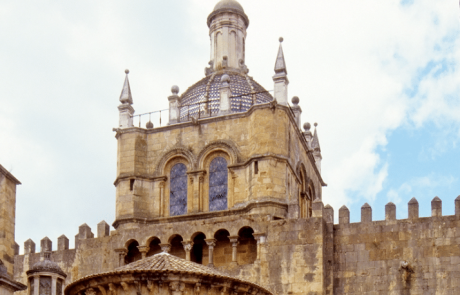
left=237, top=227, right=257, bottom=265
left=191, top=232, right=207, bottom=265
left=197, top=140, right=241, bottom=169
left=213, top=229, right=232, bottom=267
left=124, top=240, right=141, bottom=264
left=145, top=236, right=162, bottom=257
left=168, top=234, right=185, bottom=259
left=154, top=147, right=196, bottom=176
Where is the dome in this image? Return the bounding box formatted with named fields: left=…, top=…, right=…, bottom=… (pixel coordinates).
left=65, top=253, right=273, bottom=295
left=179, top=71, right=273, bottom=121
left=213, top=0, right=245, bottom=13
left=207, top=0, right=249, bottom=27
left=27, top=256, right=67, bottom=277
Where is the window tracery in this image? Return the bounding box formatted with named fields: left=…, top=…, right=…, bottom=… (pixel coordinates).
left=209, top=157, right=228, bottom=211
left=170, top=163, right=188, bottom=216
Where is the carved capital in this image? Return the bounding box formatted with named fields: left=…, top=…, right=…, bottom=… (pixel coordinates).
left=181, top=240, right=194, bottom=252
left=137, top=245, right=150, bottom=254
left=159, top=243, right=171, bottom=253
left=252, top=233, right=266, bottom=244
left=228, top=236, right=239, bottom=246
left=86, top=289, right=97, bottom=295
left=120, top=282, right=129, bottom=292
left=205, top=238, right=217, bottom=248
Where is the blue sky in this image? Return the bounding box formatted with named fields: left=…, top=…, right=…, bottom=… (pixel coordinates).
left=0, top=0, right=459, bottom=252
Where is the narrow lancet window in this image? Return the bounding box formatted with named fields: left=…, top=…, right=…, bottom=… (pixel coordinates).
left=209, top=157, right=228, bottom=211
left=170, top=163, right=187, bottom=216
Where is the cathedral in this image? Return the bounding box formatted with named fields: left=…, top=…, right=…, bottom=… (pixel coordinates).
left=1, top=1, right=460, bottom=294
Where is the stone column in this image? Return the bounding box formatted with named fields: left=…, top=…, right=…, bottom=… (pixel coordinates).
left=159, top=181, right=165, bottom=217
left=51, top=276, right=57, bottom=295
left=160, top=243, right=171, bottom=253
left=137, top=246, right=150, bottom=259
left=252, top=233, right=266, bottom=261
left=228, top=236, right=239, bottom=265
left=205, top=239, right=217, bottom=267
left=181, top=241, right=194, bottom=261
left=33, top=276, right=40, bottom=295
left=198, top=173, right=205, bottom=212
left=114, top=249, right=128, bottom=267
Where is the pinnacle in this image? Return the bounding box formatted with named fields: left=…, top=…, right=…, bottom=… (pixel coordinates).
left=274, top=40, right=287, bottom=75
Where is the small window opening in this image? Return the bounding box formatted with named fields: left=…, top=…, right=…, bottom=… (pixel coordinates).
left=130, top=179, right=135, bottom=191
left=254, top=161, right=258, bottom=174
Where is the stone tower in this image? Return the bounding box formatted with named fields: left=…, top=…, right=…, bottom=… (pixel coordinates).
left=0, top=165, right=21, bottom=276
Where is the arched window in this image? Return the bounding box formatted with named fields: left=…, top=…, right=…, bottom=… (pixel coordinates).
left=170, top=163, right=187, bottom=216
left=125, top=240, right=141, bottom=264
left=209, top=157, right=228, bottom=212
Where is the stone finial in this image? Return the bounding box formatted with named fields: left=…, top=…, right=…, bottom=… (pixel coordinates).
left=57, top=235, right=69, bottom=251
left=274, top=38, right=287, bottom=75
left=339, top=206, right=350, bottom=224
left=40, top=237, right=52, bottom=252
left=385, top=202, right=396, bottom=221
left=24, top=239, right=36, bottom=254
left=324, top=204, right=334, bottom=224
left=311, top=126, right=322, bottom=173
left=290, top=96, right=302, bottom=129
left=98, top=220, right=110, bottom=238
left=168, top=85, right=181, bottom=125
left=119, top=69, right=133, bottom=105
left=171, top=85, right=179, bottom=95
left=221, top=74, right=230, bottom=84
left=291, top=96, right=299, bottom=105
left=431, top=196, right=442, bottom=217
left=303, top=122, right=311, bottom=131
left=146, top=121, right=154, bottom=129
left=361, top=203, right=372, bottom=223
left=273, top=38, right=289, bottom=106
left=455, top=195, right=460, bottom=216
left=408, top=197, right=419, bottom=219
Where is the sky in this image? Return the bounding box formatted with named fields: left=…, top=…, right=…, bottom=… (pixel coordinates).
left=1, top=0, right=459, bottom=253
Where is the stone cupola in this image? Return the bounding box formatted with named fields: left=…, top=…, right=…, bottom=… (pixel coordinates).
left=26, top=251, right=67, bottom=295
left=207, top=0, right=249, bottom=71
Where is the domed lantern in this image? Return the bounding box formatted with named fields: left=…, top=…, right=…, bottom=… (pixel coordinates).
left=26, top=252, right=67, bottom=295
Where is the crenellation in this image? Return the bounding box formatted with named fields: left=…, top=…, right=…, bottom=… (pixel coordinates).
left=339, top=206, right=350, bottom=224
left=24, top=239, right=35, bottom=254
left=432, top=196, right=442, bottom=217
left=408, top=197, right=419, bottom=219
left=385, top=202, right=396, bottom=221
left=40, top=236, right=52, bottom=252
left=361, top=203, right=372, bottom=223
left=58, top=235, right=69, bottom=251
left=97, top=221, right=110, bottom=238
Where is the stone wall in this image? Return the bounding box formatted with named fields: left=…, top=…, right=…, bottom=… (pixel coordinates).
left=333, top=197, right=460, bottom=295
left=113, top=104, right=324, bottom=227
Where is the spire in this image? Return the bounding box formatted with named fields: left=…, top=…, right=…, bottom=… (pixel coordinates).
left=311, top=123, right=321, bottom=152
left=119, top=69, right=133, bottom=105
left=273, top=37, right=289, bottom=105
left=311, top=123, right=322, bottom=174
left=274, top=37, right=287, bottom=74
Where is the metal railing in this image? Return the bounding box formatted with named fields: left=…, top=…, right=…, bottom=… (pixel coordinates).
left=132, top=90, right=275, bottom=129
left=133, top=109, right=168, bottom=128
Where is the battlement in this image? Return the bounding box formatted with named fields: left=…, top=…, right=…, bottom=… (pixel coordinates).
left=320, top=195, right=460, bottom=226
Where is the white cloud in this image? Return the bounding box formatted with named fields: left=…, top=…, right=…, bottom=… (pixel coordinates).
left=0, top=0, right=459, bottom=249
